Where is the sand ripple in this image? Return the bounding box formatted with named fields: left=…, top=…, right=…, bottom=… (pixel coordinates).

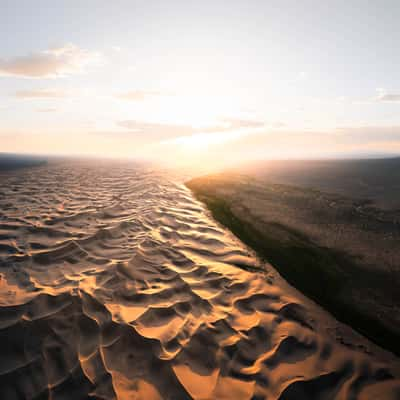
left=0, top=161, right=399, bottom=399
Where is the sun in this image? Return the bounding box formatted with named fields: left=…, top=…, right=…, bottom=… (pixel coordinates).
left=156, top=93, right=236, bottom=128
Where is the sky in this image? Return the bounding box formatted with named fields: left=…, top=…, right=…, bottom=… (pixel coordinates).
left=1, top=0, right=400, bottom=168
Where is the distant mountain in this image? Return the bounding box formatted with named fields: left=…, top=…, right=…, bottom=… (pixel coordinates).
left=235, top=157, right=400, bottom=210
left=0, top=153, right=47, bottom=171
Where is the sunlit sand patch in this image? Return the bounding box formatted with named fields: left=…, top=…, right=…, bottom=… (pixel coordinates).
left=132, top=311, right=187, bottom=343
left=228, top=310, right=261, bottom=331
left=172, top=364, right=220, bottom=399
left=111, top=371, right=163, bottom=400
left=189, top=287, right=221, bottom=300
left=105, top=303, right=148, bottom=324
left=0, top=273, right=36, bottom=306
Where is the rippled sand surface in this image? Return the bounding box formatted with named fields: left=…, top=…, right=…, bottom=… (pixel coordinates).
left=0, top=161, right=399, bottom=399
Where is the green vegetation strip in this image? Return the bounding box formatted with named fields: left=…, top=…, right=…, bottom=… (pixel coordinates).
left=187, top=181, right=400, bottom=357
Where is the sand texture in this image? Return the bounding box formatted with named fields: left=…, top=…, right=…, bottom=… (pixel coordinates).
left=0, top=161, right=399, bottom=399
left=186, top=173, right=400, bottom=356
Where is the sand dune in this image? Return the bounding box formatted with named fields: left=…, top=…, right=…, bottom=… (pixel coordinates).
left=0, top=161, right=399, bottom=399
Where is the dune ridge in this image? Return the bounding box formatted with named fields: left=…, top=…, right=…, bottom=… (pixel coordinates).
left=0, top=162, right=399, bottom=399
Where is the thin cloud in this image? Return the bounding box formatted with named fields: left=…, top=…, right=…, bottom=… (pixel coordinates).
left=14, top=89, right=67, bottom=99
left=375, top=89, right=400, bottom=103
left=378, top=93, right=400, bottom=103
left=116, top=118, right=265, bottom=139
left=335, top=125, right=400, bottom=143
left=115, top=90, right=164, bottom=101
left=185, top=125, right=400, bottom=161
left=36, top=108, right=57, bottom=112
left=0, top=44, right=101, bottom=78
left=117, top=120, right=194, bottom=139
left=214, top=118, right=265, bottom=131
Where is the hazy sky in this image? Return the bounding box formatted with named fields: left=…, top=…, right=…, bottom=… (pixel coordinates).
left=1, top=1, right=400, bottom=167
